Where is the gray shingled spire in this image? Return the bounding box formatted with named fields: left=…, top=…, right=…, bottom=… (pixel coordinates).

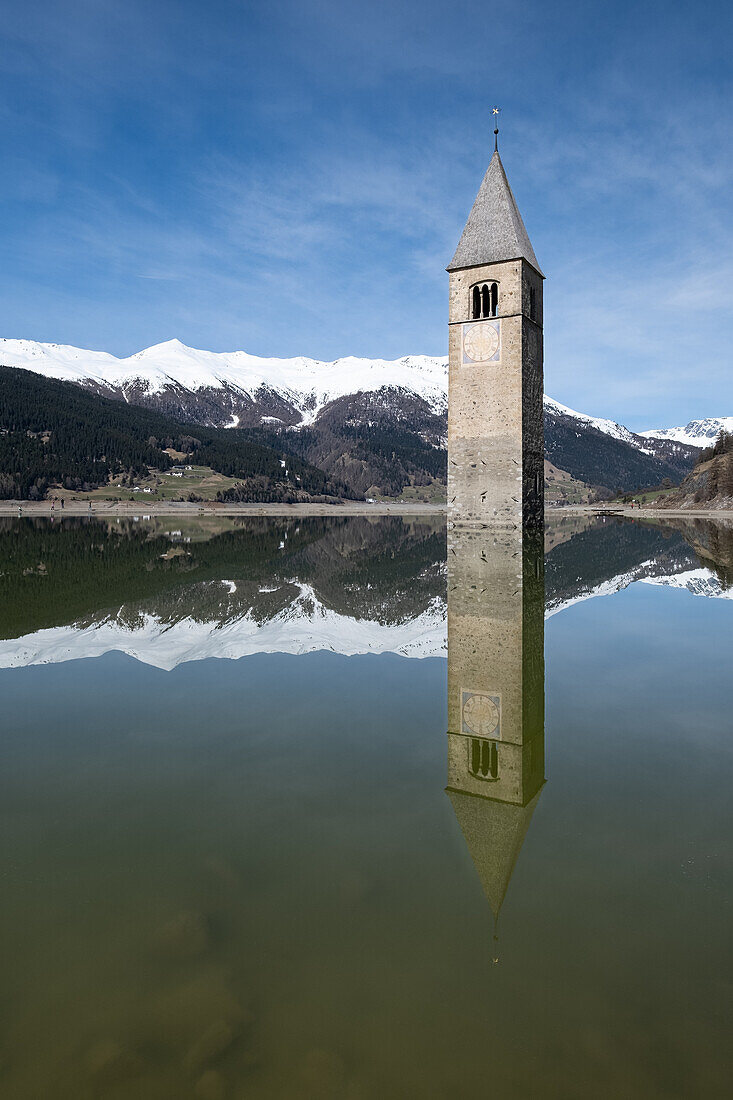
left=447, top=150, right=542, bottom=275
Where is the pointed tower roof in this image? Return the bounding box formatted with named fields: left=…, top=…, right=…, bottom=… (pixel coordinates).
left=447, top=786, right=543, bottom=919
left=447, top=151, right=543, bottom=276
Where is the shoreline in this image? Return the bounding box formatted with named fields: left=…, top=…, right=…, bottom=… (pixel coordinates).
left=552, top=504, right=733, bottom=520
left=0, top=500, right=446, bottom=517
left=1, top=500, right=732, bottom=520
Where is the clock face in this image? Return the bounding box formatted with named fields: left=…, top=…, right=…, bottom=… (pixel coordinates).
left=462, top=321, right=500, bottom=364
left=461, top=692, right=500, bottom=737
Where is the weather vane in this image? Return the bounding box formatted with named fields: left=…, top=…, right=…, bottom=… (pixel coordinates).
left=492, top=105, right=501, bottom=151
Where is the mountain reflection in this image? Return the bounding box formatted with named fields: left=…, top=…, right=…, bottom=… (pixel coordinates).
left=446, top=528, right=545, bottom=954
left=0, top=515, right=732, bottom=667
left=0, top=516, right=446, bottom=666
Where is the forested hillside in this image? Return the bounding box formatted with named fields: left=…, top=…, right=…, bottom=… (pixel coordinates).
left=0, top=367, right=355, bottom=501
left=0, top=364, right=703, bottom=500
left=234, top=389, right=447, bottom=498
left=544, top=409, right=696, bottom=495
left=654, top=432, right=733, bottom=510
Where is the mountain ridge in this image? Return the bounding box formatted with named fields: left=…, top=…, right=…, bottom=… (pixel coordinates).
left=640, top=417, right=733, bottom=448
left=2, top=336, right=725, bottom=443
left=0, top=337, right=717, bottom=495
left=0, top=337, right=449, bottom=427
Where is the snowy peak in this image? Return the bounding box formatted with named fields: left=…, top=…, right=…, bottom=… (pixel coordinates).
left=2, top=336, right=652, bottom=441
left=0, top=332, right=673, bottom=444
left=0, top=335, right=723, bottom=465
left=0, top=337, right=448, bottom=425
left=640, top=418, right=733, bottom=448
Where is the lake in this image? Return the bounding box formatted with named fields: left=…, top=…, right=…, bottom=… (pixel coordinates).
left=0, top=514, right=731, bottom=1098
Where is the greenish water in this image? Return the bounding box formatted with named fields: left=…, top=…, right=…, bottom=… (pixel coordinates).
left=0, top=515, right=731, bottom=1098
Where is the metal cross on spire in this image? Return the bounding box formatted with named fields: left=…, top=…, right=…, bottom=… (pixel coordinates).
left=492, top=105, right=501, bottom=152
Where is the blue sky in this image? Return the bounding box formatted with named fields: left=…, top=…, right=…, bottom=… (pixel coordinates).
left=1, top=0, right=731, bottom=428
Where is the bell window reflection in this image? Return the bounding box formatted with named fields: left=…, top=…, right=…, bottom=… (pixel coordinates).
left=469, top=737, right=499, bottom=780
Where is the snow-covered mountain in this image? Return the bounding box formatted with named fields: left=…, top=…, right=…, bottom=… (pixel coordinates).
left=1, top=503, right=728, bottom=671
left=1, top=336, right=712, bottom=492
left=544, top=560, right=657, bottom=618
left=546, top=561, right=732, bottom=618
left=0, top=335, right=708, bottom=450
left=640, top=418, right=733, bottom=448
left=0, top=337, right=448, bottom=428
left=542, top=399, right=700, bottom=489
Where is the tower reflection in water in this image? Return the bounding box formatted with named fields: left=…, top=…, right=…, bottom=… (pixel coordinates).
left=446, top=527, right=545, bottom=959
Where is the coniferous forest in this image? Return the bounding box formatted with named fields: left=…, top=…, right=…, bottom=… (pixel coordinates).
left=0, top=366, right=356, bottom=500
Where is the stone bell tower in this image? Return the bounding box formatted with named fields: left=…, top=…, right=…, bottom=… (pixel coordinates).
left=447, top=124, right=544, bottom=527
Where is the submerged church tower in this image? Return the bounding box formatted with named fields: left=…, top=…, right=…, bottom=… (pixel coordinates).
left=447, top=125, right=544, bottom=527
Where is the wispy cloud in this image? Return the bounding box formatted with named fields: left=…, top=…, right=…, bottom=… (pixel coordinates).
left=0, top=0, right=731, bottom=424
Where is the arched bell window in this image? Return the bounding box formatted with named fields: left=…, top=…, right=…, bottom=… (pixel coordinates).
left=469, top=738, right=499, bottom=780
left=470, top=282, right=498, bottom=320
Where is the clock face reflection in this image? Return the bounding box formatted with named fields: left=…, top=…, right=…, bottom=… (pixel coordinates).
left=462, top=321, right=500, bottom=363
left=462, top=692, right=500, bottom=736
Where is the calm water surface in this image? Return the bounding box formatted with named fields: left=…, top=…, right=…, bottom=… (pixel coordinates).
left=0, top=515, right=731, bottom=1098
